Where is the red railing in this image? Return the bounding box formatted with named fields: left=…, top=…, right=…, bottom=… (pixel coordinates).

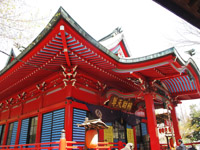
left=0, top=142, right=59, bottom=150
left=160, top=142, right=200, bottom=150
left=160, top=144, right=169, bottom=150
left=0, top=141, right=126, bottom=150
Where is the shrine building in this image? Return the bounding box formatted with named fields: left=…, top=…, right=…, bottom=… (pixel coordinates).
left=0, top=7, right=199, bottom=150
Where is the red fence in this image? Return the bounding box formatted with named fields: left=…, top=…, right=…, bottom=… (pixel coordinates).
left=0, top=141, right=199, bottom=150
left=160, top=142, right=200, bottom=150
left=0, top=141, right=126, bottom=150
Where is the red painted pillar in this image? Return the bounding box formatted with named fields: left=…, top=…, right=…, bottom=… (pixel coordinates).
left=171, top=104, right=181, bottom=145
left=15, top=119, right=22, bottom=145
left=2, top=122, right=9, bottom=145
left=65, top=84, right=73, bottom=98
left=65, top=100, right=73, bottom=141
left=35, top=112, right=42, bottom=143
left=144, top=93, right=160, bottom=150
left=98, top=129, right=104, bottom=142
left=133, top=126, right=137, bottom=150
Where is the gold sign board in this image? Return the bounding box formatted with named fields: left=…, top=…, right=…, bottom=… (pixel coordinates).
left=104, top=126, right=113, bottom=146
left=108, top=95, right=133, bottom=112
left=127, top=128, right=134, bottom=144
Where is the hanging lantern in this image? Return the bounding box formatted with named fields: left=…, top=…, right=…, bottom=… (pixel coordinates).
left=161, top=128, right=164, bottom=133
left=165, top=127, right=168, bottom=133
left=169, top=127, right=171, bottom=133
left=159, top=128, right=162, bottom=133
left=85, top=129, right=98, bottom=148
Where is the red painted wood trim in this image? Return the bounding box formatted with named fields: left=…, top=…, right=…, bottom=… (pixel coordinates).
left=171, top=105, right=181, bottom=145
left=15, top=119, right=21, bottom=145
left=35, top=112, right=42, bottom=143
left=65, top=85, right=72, bottom=98
left=39, top=101, right=66, bottom=114
left=18, top=111, right=38, bottom=121
left=71, top=100, right=89, bottom=111
left=144, top=93, right=160, bottom=150
left=39, top=94, right=44, bottom=109
left=60, top=26, right=71, bottom=67
left=187, top=64, right=200, bottom=94
left=98, top=129, right=104, bottom=142
left=65, top=100, right=73, bottom=141
left=2, top=122, right=9, bottom=145
left=141, top=119, right=147, bottom=123
left=133, top=126, right=137, bottom=150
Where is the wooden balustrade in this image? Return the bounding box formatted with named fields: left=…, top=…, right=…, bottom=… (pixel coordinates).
left=0, top=140, right=126, bottom=150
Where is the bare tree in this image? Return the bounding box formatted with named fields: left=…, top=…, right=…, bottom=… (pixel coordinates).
left=0, top=0, right=46, bottom=51
left=174, top=22, right=200, bottom=47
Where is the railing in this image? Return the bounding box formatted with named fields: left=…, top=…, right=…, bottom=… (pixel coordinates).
left=185, top=142, right=200, bottom=149
left=0, top=141, right=126, bottom=150
left=160, top=144, right=170, bottom=150
left=1, top=141, right=199, bottom=150
left=0, top=142, right=60, bottom=150
left=160, top=142, right=200, bottom=150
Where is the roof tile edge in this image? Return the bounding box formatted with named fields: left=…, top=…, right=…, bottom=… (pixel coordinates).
left=0, top=7, right=63, bottom=75
left=0, top=7, right=120, bottom=76
left=59, top=7, right=120, bottom=60
left=119, top=47, right=175, bottom=63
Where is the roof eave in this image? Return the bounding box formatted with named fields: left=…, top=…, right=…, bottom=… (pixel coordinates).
left=0, top=7, right=63, bottom=76
left=0, top=7, right=120, bottom=76
left=59, top=7, right=120, bottom=61
left=119, top=47, right=176, bottom=63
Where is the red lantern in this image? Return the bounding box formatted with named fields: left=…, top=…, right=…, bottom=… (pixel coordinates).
left=161, top=128, right=164, bottom=133
left=85, top=129, right=98, bottom=148
left=159, top=128, right=162, bottom=133
left=165, top=127, right=168, bottom=133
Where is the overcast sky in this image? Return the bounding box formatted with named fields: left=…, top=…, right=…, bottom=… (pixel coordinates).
left=3, top=0, right=200, bottom=63
left=1, top=0, right=200, bottom=114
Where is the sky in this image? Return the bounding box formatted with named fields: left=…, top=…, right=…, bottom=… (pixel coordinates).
left=3, top=0, right=200, bottom=59
left=1, top=0, right=200, bottom=116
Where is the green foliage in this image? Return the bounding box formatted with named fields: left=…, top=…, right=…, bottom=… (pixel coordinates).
left=179, top=104, right=200, bottom=143
left=187, top=104, right=200, bottom=141
left=179, top=115, right=192, bottom=142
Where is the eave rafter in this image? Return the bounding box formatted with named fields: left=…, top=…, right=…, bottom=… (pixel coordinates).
left=172, top=90, right=198, bottom=98
left=153, top=68, right=166, bottom=77
left=0, top=52, right=62, bottom=96
left=0, top=31, right=70, bottom=99
left=60, top=25, right=71, bottom=67
left=150, top=73, right=187, bottom=81
left=0, top=7, right=199, bottom=105
left=55, top=27, right=141, bottom=90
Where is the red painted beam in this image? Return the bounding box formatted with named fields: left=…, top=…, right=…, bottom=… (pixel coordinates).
left=60, top=25, right=71, bottom=67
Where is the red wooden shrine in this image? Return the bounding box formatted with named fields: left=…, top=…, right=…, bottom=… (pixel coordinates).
left=0, top=7, right=199, bottom=150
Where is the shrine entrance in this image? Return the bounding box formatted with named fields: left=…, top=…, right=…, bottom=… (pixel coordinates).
left=113, top=120, right=126, bottom=143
